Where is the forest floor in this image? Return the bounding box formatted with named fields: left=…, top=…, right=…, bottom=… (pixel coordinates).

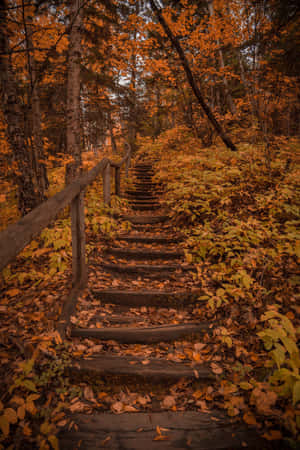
left=0, top=134, right=299, bottom=449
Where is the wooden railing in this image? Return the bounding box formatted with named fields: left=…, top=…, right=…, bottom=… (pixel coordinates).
left=0, top=146, right=131, bottom=288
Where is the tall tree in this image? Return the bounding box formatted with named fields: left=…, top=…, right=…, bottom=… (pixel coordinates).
left=65, top=0, right=83, bottom=183
left=149, top=0, right=238, bottom=151
left=0, top=0, right=40, bottom=215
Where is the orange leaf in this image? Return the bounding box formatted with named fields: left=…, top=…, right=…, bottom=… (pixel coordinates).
left=243, top=411, right=257, bottom=426
left=262, top=430, right=282, bottom=441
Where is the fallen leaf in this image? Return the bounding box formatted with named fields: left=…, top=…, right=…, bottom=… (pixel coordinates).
left=84, top=386, right=96, bottom=402
left=111, top=401, right=123, bottom=414
left=153, top=435, right=170, bottom=441
left=6, top=289, right=21, bottom=297
left=161, top=396, right=176, bottom=409
left=4, top=408, right=18, bottom=424
left=243, top=411, right=257, bottom=426
left=250, top=388, right=277, bottom=414
left=262, top=430, right=282, bottom=440
left=211, top=363, right=223, bottom=374
left=69, top=402, right=86, bottom=413
left=100, top=436, right=111, bottom=446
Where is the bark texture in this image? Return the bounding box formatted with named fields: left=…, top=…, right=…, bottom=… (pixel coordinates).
left=0, top=0, right=39, bottom=215
left=66, top=0, right=83, bottom=184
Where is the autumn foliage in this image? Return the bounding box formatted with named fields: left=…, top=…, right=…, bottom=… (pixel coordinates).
left=0, top=0, right=299, bottom=448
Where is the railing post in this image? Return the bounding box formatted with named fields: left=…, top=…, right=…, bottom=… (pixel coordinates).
left=103, top=162, right=111, bottom=205
left=115, top=166, right=121, bottom=196
left=125, top=153, right=131, bottom=177
left=71, top=191, right=87, bottom=287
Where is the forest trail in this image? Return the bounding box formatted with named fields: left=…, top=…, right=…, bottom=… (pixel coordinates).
left=58, top=160, right=267, bottom=449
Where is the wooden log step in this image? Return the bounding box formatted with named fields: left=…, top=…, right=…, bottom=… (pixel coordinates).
left=116, top=235, right=182, bottom=244
left=69, top=355, right=215, bottom=380
left=92, top=289, right=200, bottom=306
left=121, top=215, right=168, bottom=224
left=127, top=198, right=159, bottom=204
left=106, top=248, right=183, bottom=260
left=131, top=204, right=161, bottom=211
left=125, top=193, right=159, bottom=200
left=133, top=182, right=160, bottom=188
left=134, top=164, right=153, bottom=169
left=59, top=411, right=267, bottom=450
left=133, top=167, right=154, bottom=171
left=134, top=172, right=153, bottom=176
left=71, top=323, right=209, bottom=343
left=100, top=262, right=195, bottom=275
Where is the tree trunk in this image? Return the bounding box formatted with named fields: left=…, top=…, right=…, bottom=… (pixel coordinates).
left=65, top=0, right=83, bottom=184
left=207, top=0, right=236, bottom=115
left=23, top=6, right=49, bottom=200
left=0, top=0, right=39, bottom=215
left=150, top=0, right=238, bottom=152
left=108, top=109, right=118, bottom=153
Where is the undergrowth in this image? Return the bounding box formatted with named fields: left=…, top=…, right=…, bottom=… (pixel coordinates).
left=137, top=127, right=300, bottom=442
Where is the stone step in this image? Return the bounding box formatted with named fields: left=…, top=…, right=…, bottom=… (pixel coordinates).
left=59, top=411, right=267, bottom=450
left=68, top=355, right=215, bottom=380
left=71, top=323, right=209, bottom=344
left=106, top=248, right=183, bottom=260
left=92, top=289, right=200, bottom=307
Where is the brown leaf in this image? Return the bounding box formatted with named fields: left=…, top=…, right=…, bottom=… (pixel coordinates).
left=111, top=401, right=123, bottom=414
left=83, top=386, right=96, bottom=403
left=262, top=430, right=282, bottom=441
left=100, top=436, right=111, bottom=446
left=4, top=408, right=18, bottom=424
left=250, top=388, right=277, bottom=414
left=69, top=401, right=86, bottom=413
left=161, top=395, right=176, bottom=409
left=243, top=411, right=257, bottom=426
left=17, top=405, right=26, bottom=420
left=211, top=363, right=223, bottom=374
left=153, top=435, right=170, bottom=441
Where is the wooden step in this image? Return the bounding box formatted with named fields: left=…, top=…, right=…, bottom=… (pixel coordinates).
left=69, top=355, right=215, bottom=380
left=131, top=203, right=161, bottom=211
left=59, top=411, right=267, bottom=450
left=106, top=248, right=183, bottom=260
left=100, top=262, right=195, bottom=275
left=125, top=190, right=162, bottom=197
left=125, top=193, right=159, bottom=201
left=133, top=183, right=160, bottom=188
left=92, top=289, right=200, bottom=306
left=71, top=323, right=209, bottom=343
left=116, top=235, right=182, bottom=244
left=127, top=198, right=159, bottom=204
left=121, top=215, right=168, bottom=225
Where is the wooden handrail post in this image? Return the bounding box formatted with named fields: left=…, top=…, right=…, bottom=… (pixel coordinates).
left=71, top=191, right=87, bottom=287
left=115, top=166, right=121, bottom=196
left=125, top=153, right=131, bottom=177
left=103, top=162, right=111, bottom=205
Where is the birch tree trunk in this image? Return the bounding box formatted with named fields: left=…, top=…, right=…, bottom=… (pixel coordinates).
left=0, top=0, right=39, bottom=215
left=65, top=0, right=83, bottom=184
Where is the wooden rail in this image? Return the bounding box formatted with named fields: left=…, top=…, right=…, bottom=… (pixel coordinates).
left=0, top=147, right=131, bottom=287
